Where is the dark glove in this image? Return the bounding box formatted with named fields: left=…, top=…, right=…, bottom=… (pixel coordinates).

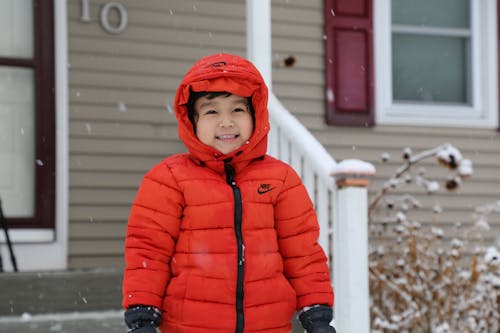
left=298, top=305, right=337, bottom=333
left=125, top=326, right=156, bottom=333
left=124, top=305, right=161, bottom=332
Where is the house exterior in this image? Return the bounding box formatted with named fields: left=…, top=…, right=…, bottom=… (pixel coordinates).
left=0, top=0, right=498, bottom=272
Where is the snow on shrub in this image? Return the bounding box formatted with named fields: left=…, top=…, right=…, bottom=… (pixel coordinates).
left=368, top=144, right=499, bottom=333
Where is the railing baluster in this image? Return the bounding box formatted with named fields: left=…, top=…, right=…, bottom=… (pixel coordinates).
left=302, top=159, right=315, bottom=200
left=268, top=119, right=278, bottom=158
left=279, top=130, right=290, bottom=164
left=316, top=177, right=329, bottom=251
left=290, top=146, right=302, bottom=176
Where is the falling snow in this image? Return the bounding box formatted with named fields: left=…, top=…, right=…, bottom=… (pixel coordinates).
left=117, top=101, right=127, bottom=112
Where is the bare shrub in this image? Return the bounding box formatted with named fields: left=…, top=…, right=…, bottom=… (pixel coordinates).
left=368, top=144, right=499, bottom=333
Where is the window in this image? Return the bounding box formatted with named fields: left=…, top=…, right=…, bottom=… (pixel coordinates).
left=375, top=0, right=498, bottom=127
left=325, top=0, right=498, bottom=128
left=0, top=0, right=55, bottom=228
left=392, top=0, right=471, bottom=104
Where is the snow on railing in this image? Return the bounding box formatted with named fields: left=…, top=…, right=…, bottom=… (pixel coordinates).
left=267, top=93, right=337, bottom=259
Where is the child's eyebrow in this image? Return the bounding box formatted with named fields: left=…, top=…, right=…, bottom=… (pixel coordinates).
left=232, top=97, right=249, bottom=105
left=198, top=101, right=214, bottom=109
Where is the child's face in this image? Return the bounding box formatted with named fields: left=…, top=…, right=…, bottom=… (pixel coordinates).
left=193, top=93, right=254, bottom=155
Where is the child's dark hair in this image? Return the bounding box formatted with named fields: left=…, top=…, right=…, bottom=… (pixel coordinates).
left=186, top=91, right=255, bottom=130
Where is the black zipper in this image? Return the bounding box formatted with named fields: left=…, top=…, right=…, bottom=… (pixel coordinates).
left=224, top=163, right=245, bottom=333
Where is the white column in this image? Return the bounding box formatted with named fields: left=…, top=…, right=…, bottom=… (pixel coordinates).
left=55, top=0, right=70, bottom=270
left=334, top=187, right=369, bottom=333
left=246, top=0, right=272, bottom=89
left=332, top=159, right=375, bottom=333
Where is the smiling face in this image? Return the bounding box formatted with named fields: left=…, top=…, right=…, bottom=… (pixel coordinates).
left=193, top=93, right=254, bottom=155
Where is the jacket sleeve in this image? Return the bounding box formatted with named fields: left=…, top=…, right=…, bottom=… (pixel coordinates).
left=274, top=166, right=334, bottom=310
left=122, top=161, right=184, bottom=309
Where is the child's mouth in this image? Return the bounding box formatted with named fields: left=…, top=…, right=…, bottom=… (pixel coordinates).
left=216, top=134, right=239, bottom=140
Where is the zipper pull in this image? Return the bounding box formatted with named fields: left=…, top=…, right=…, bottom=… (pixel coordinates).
left=241, top=244, right=245, bottom=264
left=224, top=163, right=236, bottom=186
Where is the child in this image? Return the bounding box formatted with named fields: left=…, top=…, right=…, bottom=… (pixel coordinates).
left=122, top=53, right=336, bottom=333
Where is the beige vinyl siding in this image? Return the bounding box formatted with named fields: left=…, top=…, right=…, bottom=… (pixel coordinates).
left=68, top=0, right=247, bottom=268
left=67, top=0, right=498, bottom=269
left=272, top=0, right=325, bottom=121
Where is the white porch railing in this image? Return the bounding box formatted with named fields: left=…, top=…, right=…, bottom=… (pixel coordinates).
left=267, top=94, right=337, bottom=258
left=267, top=93, right=374, bottom=333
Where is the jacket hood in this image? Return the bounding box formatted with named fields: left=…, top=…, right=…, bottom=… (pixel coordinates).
left=174, top=53, right=269, bottom=171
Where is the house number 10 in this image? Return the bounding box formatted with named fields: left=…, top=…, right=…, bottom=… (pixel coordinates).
left=80, top=0, right=128, bottom=34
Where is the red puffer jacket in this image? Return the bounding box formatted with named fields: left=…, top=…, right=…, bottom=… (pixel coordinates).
left=122, top=53, right=333, bottom=333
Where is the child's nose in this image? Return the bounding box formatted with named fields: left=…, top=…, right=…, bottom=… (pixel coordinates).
left=219, top=116, right=234, bottom=128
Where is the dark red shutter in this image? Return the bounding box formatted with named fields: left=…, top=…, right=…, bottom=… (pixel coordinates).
left=325, top=0, right=374, bottom=126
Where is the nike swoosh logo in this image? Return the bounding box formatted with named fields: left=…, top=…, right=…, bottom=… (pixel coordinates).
left=257, top=185, right=275, bottom=195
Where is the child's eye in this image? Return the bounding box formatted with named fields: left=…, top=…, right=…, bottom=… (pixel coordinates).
left=204, top=110, right=217, bottom=115
left=233, top=107, right=246, bottom=112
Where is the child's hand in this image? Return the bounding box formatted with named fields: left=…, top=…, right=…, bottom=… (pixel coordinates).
left=298, top=305, right=337, bottom=333
left=124, top=305, right=161, bottom=332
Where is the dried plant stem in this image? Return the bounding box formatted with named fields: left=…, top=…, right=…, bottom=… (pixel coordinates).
left=368, top=146, right=444, bottom=216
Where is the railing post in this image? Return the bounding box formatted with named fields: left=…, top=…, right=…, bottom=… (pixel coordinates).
left=331, top=159, right=375, bottom=333
left=246, top=0, right=272, bottom=89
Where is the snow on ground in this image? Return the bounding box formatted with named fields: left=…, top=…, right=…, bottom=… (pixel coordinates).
left=0, top=309, right=123, bottom=323
left=0, top=310, right=126, bottom=333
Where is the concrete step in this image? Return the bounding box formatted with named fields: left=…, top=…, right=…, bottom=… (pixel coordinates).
left=0, top=310, right=126, bottom=333
left=0, top=312, right=305, bottom=333
left=0, top=269, right=305, bottom=332
left=0, top=269, right=122, bottom=316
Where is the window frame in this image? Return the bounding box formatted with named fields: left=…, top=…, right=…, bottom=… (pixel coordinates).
left=0, top=0, right=55, bottom=228
left=374, top=0, right=499, bottom=128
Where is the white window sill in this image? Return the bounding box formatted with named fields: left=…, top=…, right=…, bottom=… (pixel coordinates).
left=0, top=229, right=54, bottom=244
